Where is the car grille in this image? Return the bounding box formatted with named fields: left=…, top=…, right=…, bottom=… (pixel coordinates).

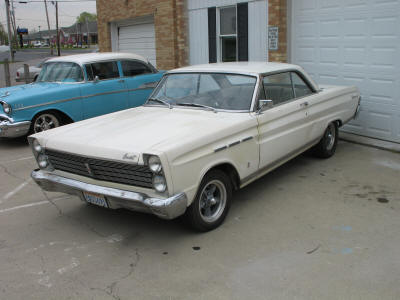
left=45, top=149, right=153, bottom=189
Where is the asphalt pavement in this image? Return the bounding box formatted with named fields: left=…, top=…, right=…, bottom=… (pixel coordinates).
left=0, top=138, right=399, bottom=299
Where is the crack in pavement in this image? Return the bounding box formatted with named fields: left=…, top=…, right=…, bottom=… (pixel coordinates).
left=0, top=162, right=34, bottom=184
left=90, top=248, right=140, bottom=300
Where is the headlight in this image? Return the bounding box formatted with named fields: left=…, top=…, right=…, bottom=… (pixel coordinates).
left=37, top=154, right=49, bottom=169
left=33, top=139, right=42, bottom=153
left=153, top=175, right=167, bottom=193
left=148, top=156, right=162, bottom=173
left=2, top=102, right=11, bottom=115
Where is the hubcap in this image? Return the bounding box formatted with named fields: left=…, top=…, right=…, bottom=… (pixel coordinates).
left=325, top=123, right=336, bottom=151
left=34, top=114, right=59, bottom=133
left=199, top=179, right=227, bottom=223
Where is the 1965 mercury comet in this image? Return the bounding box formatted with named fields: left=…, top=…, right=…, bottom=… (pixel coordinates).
left=29, top=62, right=360, bottom=231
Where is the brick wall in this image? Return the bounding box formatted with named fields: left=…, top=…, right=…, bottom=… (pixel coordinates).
left=96, top=0, right=188, bottom=70
left=268, top=0, right=287, bottom=62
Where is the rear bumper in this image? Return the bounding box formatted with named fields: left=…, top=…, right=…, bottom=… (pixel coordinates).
left=0, top=115, right=31, bottom=138
left=31, top=169, right=188, bottom=220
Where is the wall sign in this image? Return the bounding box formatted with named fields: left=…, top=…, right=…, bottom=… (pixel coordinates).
left=268, top=26, right=279, bottom=51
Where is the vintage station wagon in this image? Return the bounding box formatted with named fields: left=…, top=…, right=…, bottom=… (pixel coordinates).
left=30, top=62, right=360, bottom=231
left=0, top=53, right=163, bottom=138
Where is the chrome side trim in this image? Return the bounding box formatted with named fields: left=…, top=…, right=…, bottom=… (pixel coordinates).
left=240, top=137, right=321, bottom=187
left=31, top=169, right=188, bottom=220
left=214, top=136, right=254, bottom=153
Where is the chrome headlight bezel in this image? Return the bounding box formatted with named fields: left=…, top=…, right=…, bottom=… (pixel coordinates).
left=152, top=175, right=167, bottom=193
left=1, top=101, right=12, bottom=115
left=148, top=155, right=162, bottom=173
left=28, top=137, right=54, bottom=171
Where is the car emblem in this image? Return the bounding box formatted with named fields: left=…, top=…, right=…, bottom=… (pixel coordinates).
left=84, top=162, right=93, bottom=176
left=122, top=153, right=136, bottom=160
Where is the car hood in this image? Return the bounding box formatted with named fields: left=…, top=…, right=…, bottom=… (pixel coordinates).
left=0, top=82, right=77, bottom=105
left=34, top=106, right=255, bottom=163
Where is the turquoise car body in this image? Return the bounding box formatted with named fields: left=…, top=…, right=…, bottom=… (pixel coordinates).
left=0, top=53, right=163, bottom=138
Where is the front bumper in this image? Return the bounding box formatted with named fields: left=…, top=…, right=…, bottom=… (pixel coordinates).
left=31, top=169, right=188, bottom=220
left=0, top=115, right=31, bottom=138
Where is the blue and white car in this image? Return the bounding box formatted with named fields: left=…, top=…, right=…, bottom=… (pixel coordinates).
left=0, top=52, right=163, bottom=138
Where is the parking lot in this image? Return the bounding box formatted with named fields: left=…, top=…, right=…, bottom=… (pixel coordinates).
left=0, top=137, right=399, bottom=299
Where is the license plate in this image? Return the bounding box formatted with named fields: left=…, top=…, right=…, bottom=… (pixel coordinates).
left=83, top=192, right=108, bottom=208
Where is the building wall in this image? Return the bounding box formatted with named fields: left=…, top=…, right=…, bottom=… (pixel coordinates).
left=268, top=0, right=287, bottom=62
left=96, top=0, right=188, bottom=70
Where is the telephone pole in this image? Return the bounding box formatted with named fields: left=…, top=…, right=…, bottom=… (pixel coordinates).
left=85, top=17, right=90, bottom=48
left=10, top=0, right=17, bottom=49
left=55, top=1, right=60, bottom=56
left=44, top=0, right=53, bottom=55
left=5, top=0, right=14, bottom=61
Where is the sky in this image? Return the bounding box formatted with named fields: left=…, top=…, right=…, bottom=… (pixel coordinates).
left=0, top=0, right=97, bottom=32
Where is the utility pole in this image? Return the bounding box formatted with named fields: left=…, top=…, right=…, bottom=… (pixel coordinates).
left=85, top=17, right=90, bottom=48
left=5, top=0, right=14, bottom=61
left=10, top=0, right=17, bottom=49
left=44, top=0, right=53, bottom=55
left=55, top=1, right=60, bottom=56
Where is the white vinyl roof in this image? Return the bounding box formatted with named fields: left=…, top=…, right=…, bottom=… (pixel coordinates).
left=46, top=52, right=149, bottom=65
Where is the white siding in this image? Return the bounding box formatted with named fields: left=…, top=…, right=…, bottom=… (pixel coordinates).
left=188, top=0, right=269, bottom=65
left=290, top=0, right=400, bottom=143
left=189, top=8, right=209, bottom=65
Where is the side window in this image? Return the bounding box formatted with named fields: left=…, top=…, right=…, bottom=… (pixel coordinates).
left=199, top=74, right=219, bottom=94
left=85, top=64, right=94, bottom=81
left=90, top=61, right=119, bottom=80
left=121, top=60, right=152, bottom=77
left=263, top=72, right=294, bottom=105
left=291, top=72, right=313, bottom=98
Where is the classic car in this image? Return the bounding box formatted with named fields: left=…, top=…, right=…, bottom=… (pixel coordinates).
left=29, top=62, right=360, bottom=231
left=0, top=52, right=163, bottom=138
left=15, top=59, right=46, bottom=82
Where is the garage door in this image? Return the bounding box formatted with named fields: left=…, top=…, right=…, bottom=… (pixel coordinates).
left=291, top=0, right=400, bottom=143
left=117, top=22, right=156, bottom=66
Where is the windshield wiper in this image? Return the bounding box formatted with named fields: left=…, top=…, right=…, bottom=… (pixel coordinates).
left=177, top=102, right=217, bottom=113
left=147, top=97, right=172, bottom=109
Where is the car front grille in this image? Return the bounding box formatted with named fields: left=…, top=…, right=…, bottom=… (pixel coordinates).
left=45, top=149, right=153, bottom=189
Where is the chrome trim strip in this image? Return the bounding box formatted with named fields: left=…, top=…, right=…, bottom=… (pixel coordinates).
left=31, top=169, right=188, bottom=220
left=214, top=136, right=254, bottom=153
left=241, top=136, right=253, bottom=142
left=240, top=137, right=321, bottom=186
left=214, top=146, right=228, bottom=153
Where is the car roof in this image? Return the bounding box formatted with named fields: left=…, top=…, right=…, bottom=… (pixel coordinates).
left=168, top=62, right=304, bottom=76
left=46, top=52, right=149, bottom=65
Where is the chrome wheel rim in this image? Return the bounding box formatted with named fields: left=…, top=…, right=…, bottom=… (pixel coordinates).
left=34, top=114, right=59, bottom=133
left=199, top=179, right=227, bottom=223
left=325, top=123, right=336, bottom=151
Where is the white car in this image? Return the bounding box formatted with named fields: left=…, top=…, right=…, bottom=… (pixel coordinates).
left=29, top=62, right=360, bottom=231
left=33, top=41, right=42, bottom=47
left=15, top=59, right=46, bottom=82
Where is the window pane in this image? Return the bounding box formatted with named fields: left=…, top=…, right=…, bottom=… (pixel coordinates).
left=85, top=64, right=94, bottom=81
left=91, top=61, right=119, bottom=80
left=291, top=72, right=313, bottom=98
left=221, top=36, right=236, bottom=62
left=220, top=7, right=236, bottom=35
left=121, top=60, right=151, bottom=77
left=37, top=62, right=83, bottom=82
left=263, top=73, right=294, bottom=104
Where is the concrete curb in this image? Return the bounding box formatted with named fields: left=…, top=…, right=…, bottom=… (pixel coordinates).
left=339, top=131, right=400, bottom=154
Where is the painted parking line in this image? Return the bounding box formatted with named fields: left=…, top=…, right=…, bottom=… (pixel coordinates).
left=0, top=156, right=34, bottom=164
left=1, top=178, right=32, bottom=203
left=0, top=196, right=71, bottom=214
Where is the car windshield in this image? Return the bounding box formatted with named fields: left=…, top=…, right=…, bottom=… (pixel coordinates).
left=36, top=62, right=84, bottom=83
left=148, top=73, right=257, bottom=111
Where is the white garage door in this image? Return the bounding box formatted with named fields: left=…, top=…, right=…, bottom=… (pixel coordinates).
left=291, top=0, right=400, bottom=143
left=117, top=22, right=156, bottom=66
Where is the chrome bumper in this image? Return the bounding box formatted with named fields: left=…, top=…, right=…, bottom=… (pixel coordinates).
left=0, top=115, right=31, bottom=138
left=31, top=169, right=188, bottom=220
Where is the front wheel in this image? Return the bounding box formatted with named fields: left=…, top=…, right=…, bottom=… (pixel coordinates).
left=184, top=170, right=232, bottom=232
left=313, top=122, right=338, bottom=158
left=30, top=112, right=61, bottom=134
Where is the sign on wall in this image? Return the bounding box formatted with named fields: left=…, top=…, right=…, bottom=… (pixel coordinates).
left=268, top=26, right=278, bottom=51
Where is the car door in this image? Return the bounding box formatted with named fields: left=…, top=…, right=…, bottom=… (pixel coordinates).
left=120, top=60, right=162, bottom=108
left=82, top=61, right=129, bottom=119
left=256, top=71, right=313, bottom=170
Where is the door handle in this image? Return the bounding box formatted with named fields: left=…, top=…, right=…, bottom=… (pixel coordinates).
left=300, top=101, right=309, bottom=108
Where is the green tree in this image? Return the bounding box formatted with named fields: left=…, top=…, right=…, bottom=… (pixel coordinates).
left=76, top=12, right=97, bottom=23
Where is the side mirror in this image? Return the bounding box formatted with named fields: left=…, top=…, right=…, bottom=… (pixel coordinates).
left=257, top=99, right=274, bottom=113
left=93, top=75, right=100, bottom=83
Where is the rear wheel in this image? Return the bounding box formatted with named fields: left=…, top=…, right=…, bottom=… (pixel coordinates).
left=184, top=170, right=232, bottom=232
left=313, top=122, right=338, bottom=158
left=30, top=112, right=61, bottom=134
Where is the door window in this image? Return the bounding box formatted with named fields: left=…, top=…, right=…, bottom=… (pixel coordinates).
left=263, top=72, right=294, bottom=105
left=85, top=61, right=119, bottom=81
left=291, top=72, right=313, bottom=98
left=121, top=60, right=152, bottom=77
